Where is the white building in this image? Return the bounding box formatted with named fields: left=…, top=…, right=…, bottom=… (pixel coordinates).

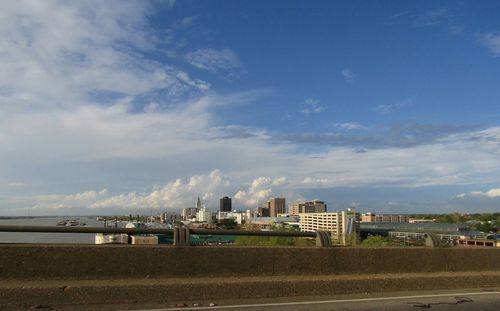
left=217, top=211, right=243, bottom=224
left=217, top=210, right=255, bottom=225
left=299, top=208, right=359, bottom=245
left=248, top=215, right=299, bottom=230
left=196, top=206, right=213, bottom=223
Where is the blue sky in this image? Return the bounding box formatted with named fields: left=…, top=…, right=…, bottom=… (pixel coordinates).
left=0, top=0, right=499, bottom=215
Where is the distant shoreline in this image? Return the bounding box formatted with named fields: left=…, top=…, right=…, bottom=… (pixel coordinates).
left=0, top=216, right=99, bottom=220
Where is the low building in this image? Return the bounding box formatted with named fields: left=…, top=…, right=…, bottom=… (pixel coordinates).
left=189, top=222, right=217, bottom=229
left=288, top=200, right=327, bottom=215
left=360, top=222, right=482, bottom=244
left=217, top=211, right=244, bottom=225
left=409, top=218, right=436, bottom=224
left=361, top=212, right=409, bottom=223
left=458, top=238, right=500, bottom=248
left=130, top=235, right=158, bottom=245
left=248, top=215, right=299, bottom=230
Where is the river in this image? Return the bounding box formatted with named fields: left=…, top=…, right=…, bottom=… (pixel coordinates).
left=0, top=217, right=110, bottom=244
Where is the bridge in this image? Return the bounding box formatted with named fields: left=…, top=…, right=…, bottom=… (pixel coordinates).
left=0, top=226, right=499, bottom=309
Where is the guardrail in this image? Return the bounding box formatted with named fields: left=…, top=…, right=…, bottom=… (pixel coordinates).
left=0, top=225, right=329, bottom=246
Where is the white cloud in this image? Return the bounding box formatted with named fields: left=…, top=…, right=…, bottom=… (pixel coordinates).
left=456, top=188, right=500, bottom=199
left=272, top=176, right=287, bottom=186
left=477, top=32, right=500, bottom=56
left=8, top=124, right=500, bottom=214
left=415, top=7, right=448, bottom=27
left=233, top=177, right=289, bottom=208
left=0, top=0, right=206, bottom=110
left=302, top=177, right=329, bottom=185
left=333, top=122, right=366, bottom=130
left=176, top=70, right=211, bottom=92
left=341, top=68, right=355, bottom=82
left=32, top=189, right=109, bottom=210
left=90, top=169, right=230, bottom=210
left=450, top=187, right=500, bottom=212
left=28, top=172, right=289, bottom=212
left=1, top=2, right=500, bottom=215
left=301, top=98, right=324, bottom=114
left=186, top=48, right=241, bottom=73
left=374, top=98, right=413, bottom=114
left=32, top=170, right=231, bottom=211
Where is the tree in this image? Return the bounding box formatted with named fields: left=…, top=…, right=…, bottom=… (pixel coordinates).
left=234, top=235, right=296, bottom=246
left=361, top=235, right=390, bottom=247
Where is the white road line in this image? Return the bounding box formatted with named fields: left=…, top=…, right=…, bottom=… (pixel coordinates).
left=132, top=290, right=500, bottom=311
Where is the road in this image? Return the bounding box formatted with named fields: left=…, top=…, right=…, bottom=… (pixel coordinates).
left=132, top=289, right=500, bottom=311
left=3, top=288, right=498, bottom=310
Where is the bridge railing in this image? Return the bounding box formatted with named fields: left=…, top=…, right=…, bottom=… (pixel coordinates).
left=0, top=225, right=330, bottom=247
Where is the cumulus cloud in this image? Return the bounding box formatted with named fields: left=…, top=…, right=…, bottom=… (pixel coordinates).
left=450, top=188, right=500, bottom=212
left=456, top=188, right=500, bottom=199
left=29, top=170, right=231, bottom=211
left=234, top=177, right=287, bottom=208
left=301, top=98, right=324, bottom=114
left=90, top=170, right=230, bottom=210
left=32, top=189, right=109, bottom=210
left=186, top=48, right=241, bottom=74
left=28, top=172, right=291, bottom=212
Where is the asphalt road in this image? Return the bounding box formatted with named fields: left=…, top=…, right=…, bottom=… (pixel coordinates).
left=4, top=288, right=498, bottom=310
left=132, top=289, right=500, bottom=311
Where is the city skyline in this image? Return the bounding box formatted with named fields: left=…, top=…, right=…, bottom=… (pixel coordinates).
left=1, top=1, right=500, bottom=215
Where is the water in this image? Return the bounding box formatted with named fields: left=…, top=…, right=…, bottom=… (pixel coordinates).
left=0, top=217, right=107, bottom=244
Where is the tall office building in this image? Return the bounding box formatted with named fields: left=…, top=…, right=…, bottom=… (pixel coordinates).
left=220, top=196, right=232, bottom=212
left=196, top=197, right=202, bottom=210
left=288, top=200, right=327, bottom=215
left=266, top=197, right=286, bottom=217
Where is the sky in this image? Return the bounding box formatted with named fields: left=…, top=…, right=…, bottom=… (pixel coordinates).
left=1, top=0, right=500, bottom=216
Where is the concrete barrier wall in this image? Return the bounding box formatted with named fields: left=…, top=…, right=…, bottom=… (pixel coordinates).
left=0, top=245, right=499, bottom=280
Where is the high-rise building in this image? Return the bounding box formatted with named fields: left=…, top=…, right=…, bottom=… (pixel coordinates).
left=288, top=200, right=327, bottom=215
left=196, top=206, right=213, bottom=223
left=266, top=197, right=286, bottom=217
left=220, top=196, right=232, bottom=212
left=254, top=206, right=269, bottom=217
left=196, top=197, right=202, bottom=210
